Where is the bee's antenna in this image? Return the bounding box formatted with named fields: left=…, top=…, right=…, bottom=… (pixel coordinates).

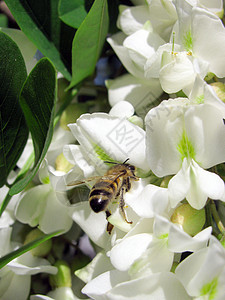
left=104, top=160, right=117, bottom=165
left=122, top=158, right=129, bottom=164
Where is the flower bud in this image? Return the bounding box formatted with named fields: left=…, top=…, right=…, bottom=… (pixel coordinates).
left=216, top=8, right=224, bottom=20
left=49, top=260, right=72, bottom=288
left=57, top=78, right=70, bottom=103
left=128, top=115, right=144, bottom=128
left=60, top=103, right=88, bottom=131
left=55, top=153, right=73, bottom=173
left=24, top=228, right=52, bottom=257
left=170, top=203, right=205, bottom=236
left=210, top=82, right=225, bottom=103
left=160, top=176, right=172, bottom=188
left=204, top=72, right=215, bottom=82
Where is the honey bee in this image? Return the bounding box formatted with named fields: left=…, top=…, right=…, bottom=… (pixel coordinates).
left=67, top=159, right=139, bottom=234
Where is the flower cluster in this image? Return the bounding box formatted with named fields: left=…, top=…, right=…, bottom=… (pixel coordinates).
left=1, top=0, right=225, bottom=299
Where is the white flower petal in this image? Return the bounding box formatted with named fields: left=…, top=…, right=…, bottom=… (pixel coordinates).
left=192, top=7, right=225, bottom=77
left=106, top=73, right=162, bottom=117
left=175, top=237, right=225, bottom=297
left=117, top=5, right=151, bottom=35
left=30, top=295, right=52, bottom=300
left=0, top=273, right=31, bottom=300
left=82, top=270, right=130, bottom=298
left=168, top=224, right=211, bottom=252
left=109, top=101, right=134, bottom=118
left=145, top=98, right=187, bottom=176
left=147, top=0, right=177, bottom=41
left=107, top=32, right=145, bottom=78
left=0, top=211, right=14, bottom=228
left=0, top=227, right=12, bottom=255
left=72, top=202, right=110, bottom=248
left=123, top=29, right=164, bottom=71
left=159, top=52, right=196, bottom=93
left=76, top=252, right=112, bottom=284
left=110, top=233, right=153, bottom=271
left=48, top=287, right=78, bottom=300
left=108, top=272, right=191, bottom=300
left=184, top=104, right=225, bottom=168
left=69, top=113, right=148, bottom=171
left=8, top=252, right=57, bottom=275
left=39, top=190, right=73, bottom=234
left=169, top=159, right=225, bottom=209
left=15, top=185, right=50, bottom=227
left=63, top=145, right=95, bottom=178
left=168, top=159, right=191, bottom=208
left=127, top=184, right=169, bottom=218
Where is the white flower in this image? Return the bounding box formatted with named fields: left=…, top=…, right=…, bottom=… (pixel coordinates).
left=15, top=162, right=73, bottom=234
left=0, top=227, right=57, bottom=300
left=144, top=4, right=225, bottom=94
left=175, top=236, right=225, bottom=299
left=145, top=98, right=225, bottom=209
left=30, top=287, right=81, bottom=300
left=106, top=73, right=163, bottom=118
left=0, top=186, right=18, bottom=228
left=67, top=113, right=148, bottom=172
left=63, top=113, right=149, bottom=240
left=107, top=30, right=163, bottom=117
left=109, top=216, right=211, bottom=277
left=117, top=1, right=177, bottom=41
left=82, top=269, right=191, bottom=300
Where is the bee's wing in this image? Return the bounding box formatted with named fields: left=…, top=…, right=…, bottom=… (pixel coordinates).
left=67, top=175, right=103, bottom=187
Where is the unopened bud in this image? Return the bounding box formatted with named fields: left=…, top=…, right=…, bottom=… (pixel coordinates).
left=171, top=203, right=205, bottom=236
left=160, top=176, right=172, bottom=188
left=24, top=228, right=52, bottom=257
left=204, top=72, right=215, bottom=82
left=210, top=82, right=225, bottom=103
left=49, top=260, right=72, bottom=288
left=55, top=153, right=73, bottom=173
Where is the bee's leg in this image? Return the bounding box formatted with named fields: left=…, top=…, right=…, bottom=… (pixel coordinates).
left=119, top=187, right=133, bottom=224
left=105, top=210, right=114, bottom=234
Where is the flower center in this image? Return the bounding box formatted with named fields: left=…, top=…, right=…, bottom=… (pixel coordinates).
left=200, top=277, right=218, bottom=299
left=177, top=130, right=195, bottom=162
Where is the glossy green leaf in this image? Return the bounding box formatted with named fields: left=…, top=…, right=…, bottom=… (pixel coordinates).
left=0, top=230, right=61, bottom=270
left=58, top=0, right=87, bottom=28
left=5, top=0, right=73, bottom=80
left=68, top=0, right=109, bottom=88
left=0, top=31, right=28, bottom=188
left=9, top=58, right=57, bottom=195
left=0, top=28, right=37, bottom=73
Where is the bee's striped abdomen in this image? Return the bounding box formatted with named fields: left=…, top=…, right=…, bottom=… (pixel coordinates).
left=89, top=177, right=122, bottom=213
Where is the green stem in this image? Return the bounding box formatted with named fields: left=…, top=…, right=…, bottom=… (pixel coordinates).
left=210, top=200, right=225, bottom=236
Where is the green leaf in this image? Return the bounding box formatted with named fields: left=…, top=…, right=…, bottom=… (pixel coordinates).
left=0, top=230, right=61, bottom=270
left=0, top=14, right=8, bottom=27
left=58, top=0, right=87, bottom=28
left=9, top=58, right=57, bottom=195
left=68, top=0, right=109, bottom=88
left=4, top=0, right=74, bottom=80
left=0, top=28, right=37, bottom=73
left=0, top=31, right=28, bottom=188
